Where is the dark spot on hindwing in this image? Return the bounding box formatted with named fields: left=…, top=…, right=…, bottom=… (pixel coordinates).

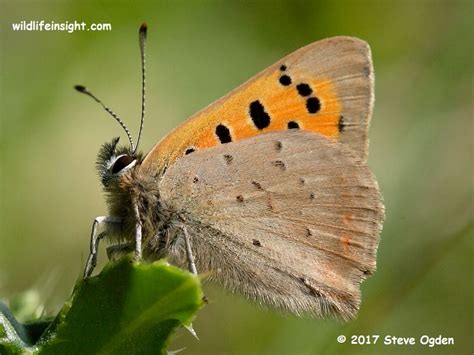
left=249, top=100, right=271, bottom=129
left=275, top=141, right=282, bottom=152
left=215, top=124, right=232, bottom=144
left=288, top=121, right=299, bottom=129
left=306, top=97, right=321, bottom=114
left=252, top=239, right=262, bottom=247
left=299, top=178, right=305, bottom=185
left=223, top=154, right=233, bottom=165
left=296, top=83, right=312, bottom=97
left=193, top=176, right=199, bottom=183
left=279, top=74, right=292, bottom=86
left=338, top=115, right=345, bottom=132
left=251, top=181, right=263, bottom=190
left=279, top=64, right=287, bottom=71
left=271, top=160, right=286, bottom=171
left=185, top=148, right=196, bottom=155
left=236, top=195, right=244, bottom=202
left=310, top=193, right=315, bottom=200
left=305, top=227, right=311, bottom=237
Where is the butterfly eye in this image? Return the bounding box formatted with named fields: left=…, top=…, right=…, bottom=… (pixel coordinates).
left=111, top=154, right=136, bottom=174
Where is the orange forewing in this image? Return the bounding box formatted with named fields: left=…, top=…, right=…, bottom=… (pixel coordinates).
left=141, top=37, right=372, bottom=171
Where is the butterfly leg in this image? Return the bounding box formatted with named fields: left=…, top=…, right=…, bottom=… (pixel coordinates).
left=84, top=216, right=122, bottom=279
left=133, top=204, right=143, bottom=261
left=182, top=226, right=198, bottom=275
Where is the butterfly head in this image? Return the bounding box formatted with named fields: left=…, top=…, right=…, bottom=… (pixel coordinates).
left=97, top=137, right=143, bottom=187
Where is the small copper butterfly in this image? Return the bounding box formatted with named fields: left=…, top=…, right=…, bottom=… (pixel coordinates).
left=76, top=23, right=384, bottom=320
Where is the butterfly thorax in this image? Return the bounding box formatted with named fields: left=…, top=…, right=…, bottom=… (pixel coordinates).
left=96, top=138, right=174, bottom=254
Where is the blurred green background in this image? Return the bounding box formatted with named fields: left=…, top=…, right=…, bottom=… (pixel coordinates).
left=1, top=1, right=472, bottom=354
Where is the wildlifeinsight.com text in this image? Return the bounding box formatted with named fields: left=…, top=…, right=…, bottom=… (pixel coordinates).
left=12, top=20, right=112, bottom=33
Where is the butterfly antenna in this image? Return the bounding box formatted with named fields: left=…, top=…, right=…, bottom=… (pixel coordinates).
left=74, top=85, right=135, bottom=152
left=134, top=22, right=147, bottom=154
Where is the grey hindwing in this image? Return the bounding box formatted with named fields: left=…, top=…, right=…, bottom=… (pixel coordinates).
left=158, top=130, right=384, bottom=320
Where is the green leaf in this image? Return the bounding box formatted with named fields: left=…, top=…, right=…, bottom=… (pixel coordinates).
left=0, top=302, right=28, bottom=354
left=0, top=258, right=204, bottom=355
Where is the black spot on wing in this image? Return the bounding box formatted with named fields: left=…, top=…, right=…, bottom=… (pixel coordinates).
left=279, top=64, right=287, bottom=71
left=279, top=74, right=292, bottom=86
left=296, top=83, right=312, bottom=97
left=288, top=121, right=299, bottom=129
left=249, top=100, right=271, bottom=129
left=338, top=115, right=345, bottom=132
left=185, top=148, right=195, bottom=155
left=306, top=97, right=321, bottom=114
left=236, top=195, right=244, bottom=202
left=215, top=124, right=232, bottom=143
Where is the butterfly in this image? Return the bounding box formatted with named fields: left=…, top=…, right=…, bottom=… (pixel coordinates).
left=76, top=23, right=384, bottom=320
